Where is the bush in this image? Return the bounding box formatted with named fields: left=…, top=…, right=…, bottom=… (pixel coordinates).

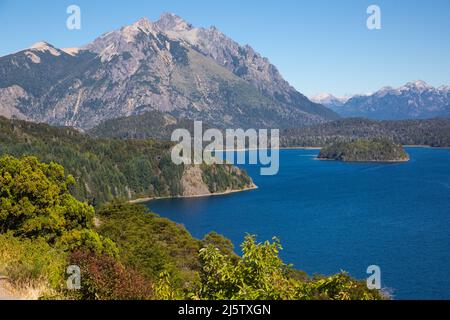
left=57, top=229, right=119, bottom=258
left=97, top=202, right=201, bottom=295
left=295, top=273, right=385, bottom=300
left=67, top=251, right=154, bottom=300
left=0, top=232, right=66, bottom=290
left=198, top=235, right=384, bottom=300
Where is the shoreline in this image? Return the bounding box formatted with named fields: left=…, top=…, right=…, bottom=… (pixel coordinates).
left=130, top=145, right=444, bottom=204
left=129, top=184, right=258, bottom=204
left=315, top=157, right=410, bottom=163
left=213, top=146, right=322, bottom=152
left=403, top=145, right=450, bottom=149
left=213, top=145, right=449, bottom=152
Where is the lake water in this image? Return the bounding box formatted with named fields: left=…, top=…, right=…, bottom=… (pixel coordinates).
left=146, top=148, right=450, bottom=299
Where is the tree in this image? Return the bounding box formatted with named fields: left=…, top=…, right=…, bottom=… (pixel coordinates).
left=0, top=155, right=117, bottom=256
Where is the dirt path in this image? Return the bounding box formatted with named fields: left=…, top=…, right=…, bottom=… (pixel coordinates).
left=0, top=277, right=19, bottom=300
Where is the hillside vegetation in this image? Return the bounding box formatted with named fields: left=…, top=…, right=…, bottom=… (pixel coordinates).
left=89, top=115, right=450, bottom=150
left=0, top=117, right=253, bottom=204
left=0, top=157, right=384, bottom=300
left=318, top=139, right=409, bottom=162
left=281, top=118, right=450, bottom=148
left=88, top=111, right=196, bottom=140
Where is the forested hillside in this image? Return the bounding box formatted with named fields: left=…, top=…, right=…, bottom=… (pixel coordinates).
left=317, top=139, right=410, bottom=162
left=88, top=111, right=196, bottom=140
left=281, top=118, right=450, bottom=148
left=0, top=117, right=253, bottom=204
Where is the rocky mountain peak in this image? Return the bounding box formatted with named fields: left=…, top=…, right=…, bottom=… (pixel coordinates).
left=156, top=13, right=192, bottom=32
left=84, top=17, right=163, bottom=61
left=122, top=17, right=163, bottom=38
left=130, top=17, right=156, bottom=33
left=403, top=80, right=432, bottom=90
left=0, top=13, right=339, bottom=129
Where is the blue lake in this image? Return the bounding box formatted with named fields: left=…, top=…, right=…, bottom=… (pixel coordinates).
left=146, top=148, right=450, bottom=299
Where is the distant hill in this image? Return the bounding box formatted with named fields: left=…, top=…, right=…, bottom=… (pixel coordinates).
left=281, top=118, right=450, bottom=148
left=319, top=81, right=450, bottom=120
left=88, top=110, right=196, bottom=140
left=90, top=115, right=450, bottom=148
left=0, top=14, right=338, bottom=130
left=317, top=139, right=409, bottom=162
left=0, top=117, right=254, bottom=204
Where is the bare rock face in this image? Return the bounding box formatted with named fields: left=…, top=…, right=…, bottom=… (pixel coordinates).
left=155, top=13, right=193, bottom=32
left=0, top=14, right=338, bottom=130
left=0, top=86, right=29, bottom=120
left=181, top=165, right=211, bottom=196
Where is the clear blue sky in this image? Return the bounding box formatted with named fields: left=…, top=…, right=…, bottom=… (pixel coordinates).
left=1, top=0, right=449, bottom=96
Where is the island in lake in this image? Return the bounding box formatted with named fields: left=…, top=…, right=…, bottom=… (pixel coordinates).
left=317, top=138, right=410, bottom=162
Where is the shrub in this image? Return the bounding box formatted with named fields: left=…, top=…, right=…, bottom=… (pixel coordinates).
left=97, top=202, right=201, bottom=295
left=198, top=235, right=384, bottom=300
left=0, top=232, right=66, bottom=291
left=57, top=229, right=119, bottom=258
left=67, top=251, right=154, bottom=300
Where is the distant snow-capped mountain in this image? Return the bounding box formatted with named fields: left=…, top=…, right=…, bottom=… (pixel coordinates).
left=318, top=81, right=450, bottom=120
left=0, top=13, right=338, bottom=129
left=310, top=93, right=353, bottom=109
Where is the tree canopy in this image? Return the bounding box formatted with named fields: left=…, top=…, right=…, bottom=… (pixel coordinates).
left=0, top=155, right=117, bottom=256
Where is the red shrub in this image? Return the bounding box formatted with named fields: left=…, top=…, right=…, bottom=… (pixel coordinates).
left=68, top=251, right=154, bottom=300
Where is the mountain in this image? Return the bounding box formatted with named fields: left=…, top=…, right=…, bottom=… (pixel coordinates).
left=0, top=14, right=338, bottom=130
left=0, top=42, right=97, bottom=121
left=309, top=93, right=352, bottom=109
left=327, top=81, right=450, bottom=120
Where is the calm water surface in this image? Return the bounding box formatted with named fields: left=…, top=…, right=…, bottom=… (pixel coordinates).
left=147, top=148, right=450, bottom=299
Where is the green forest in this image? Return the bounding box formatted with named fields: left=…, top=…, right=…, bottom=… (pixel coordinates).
left=318, top=139, right=410, bottom=162
left=0, top=117, right=252, bottom=204
left=281, top=118, right=450, bottom=148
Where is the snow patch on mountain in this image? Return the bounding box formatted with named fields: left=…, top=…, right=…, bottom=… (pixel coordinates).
left=310, top=93, right=352, bottom=107
left=30, top=42, right=61, bottom=56
left=25, top=51, right=41, bottom=63
left=61, top=47, right=81, bottom=56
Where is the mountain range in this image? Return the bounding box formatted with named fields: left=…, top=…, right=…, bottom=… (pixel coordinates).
left=309, top=93, right=352, bottom=109
left=311, top=81, right=450, bottom=120
left=0, top=13, right=338, bottom=130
